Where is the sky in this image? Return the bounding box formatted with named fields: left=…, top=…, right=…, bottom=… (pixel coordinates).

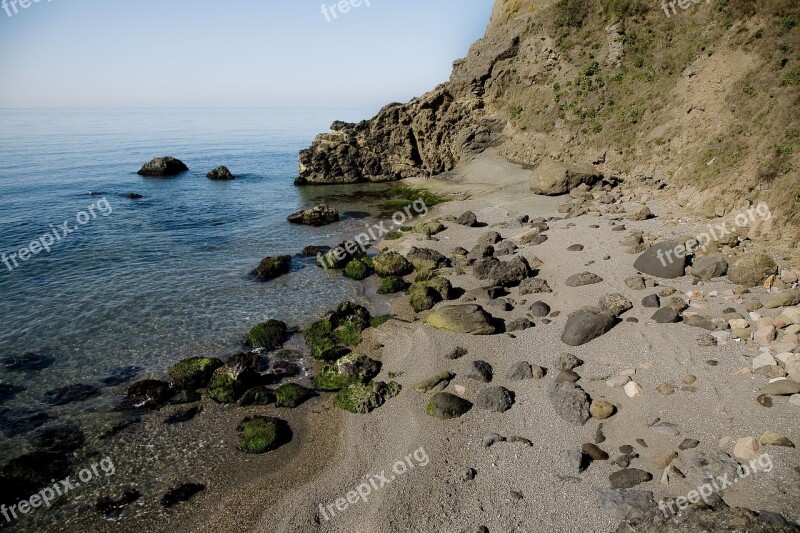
left=0, top=0, right=495, bottom=109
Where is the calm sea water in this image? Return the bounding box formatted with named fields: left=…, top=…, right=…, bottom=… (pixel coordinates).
left=0, top=108, right=385, bottom=427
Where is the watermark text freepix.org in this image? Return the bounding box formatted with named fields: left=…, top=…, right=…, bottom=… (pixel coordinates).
left=658, top=453, right=773, bottom=517
left=1, top=456, right=115, bottom=524
left=321, top=0, right=371, bottom=22
left=660, top=0, right=711, bottom=18
left=656, top=201, right=771, bottom=268
left=317, top=198, right=428, bottom=269
left=2, top=197, right=113, bottom=273
left=319, top=447, right=429, bottom=521
left=2, top=0, right=53, bottom=19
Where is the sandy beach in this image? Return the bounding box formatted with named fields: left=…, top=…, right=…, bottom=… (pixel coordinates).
left=180, top=150, right=800, bottom=533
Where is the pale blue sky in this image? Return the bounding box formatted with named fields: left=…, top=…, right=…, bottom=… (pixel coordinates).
left=0, top=0, right=495, bottom=109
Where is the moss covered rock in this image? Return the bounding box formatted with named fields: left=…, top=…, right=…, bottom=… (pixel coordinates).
left=373, top=252, right=413, bottom=278
left=239, top=386, right=276, bottom=406
left=237, top=416, right=292, bottom=454
left=317, top=241, right=366, bottom=269
left=207, top=366, right=260, bottom=404
left=414, top=221, right=446, bottom=236
left=168, top=357, right=223, bottom=390
left=314, top=353, right=381, bottom=391
left=305, top=302, right=372, bottom=360
left=246, top=320, right=288, bottom=349
left=344, top=258, right=372, bottom=280
left=409, top=276, right=453, bottom=312
left=333, top=381, right=401, bottom=414
left=377, top=276, right=407, bottom=294
left=252, top=255, right=291, bottom=281
left=275, top=383, right=316, bottom=408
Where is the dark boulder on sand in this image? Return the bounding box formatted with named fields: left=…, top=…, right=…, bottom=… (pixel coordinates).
left=137, top=156, right=188, bottom=177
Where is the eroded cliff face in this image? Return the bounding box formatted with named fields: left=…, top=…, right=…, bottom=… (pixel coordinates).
left=296, top=0, right=800, bottom=243
left=294, top=8, right=523, bottom=185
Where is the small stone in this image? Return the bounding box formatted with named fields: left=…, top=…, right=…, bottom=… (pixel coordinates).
left=759, top=431, right=794, bottom=447
left=506, top=361, right=533, bottom=381
left=567, top=244, right=584, bottom=251
left=657, top=383, right=676, bottom=395
left=760, top=380, right=800, bottom=396
left=609, top=468, right=652, bottom=489
left=555, top=370, right=580, bottom=384
left=651, top=451, right=677, bottom=469
left=624, top=381, right=643, bottom=397
left=582, top=443, right=609, bottom=460
left=529, top=301, right=552, bottom=317
left=756, top=394, right=773, bottom=407
left=642, top=294, right=660, bottom=308
left=682, top=375, right=697, bottom=385
left=445, top=347, right=468, bottom=360
left=465, top=361, right=493, bottom=383
left=590, top=400, right=615, bottom=420
left=679, top=438, right=700, bottom=450
left=483, top=432, right=505, bottom=447
left=651, top=308, right=680, bottom=324
left=475, top=386, right=514, bottom=413
left=461, top=467, right=477, bottom=481
left=556, top=353, right=583, bottom=371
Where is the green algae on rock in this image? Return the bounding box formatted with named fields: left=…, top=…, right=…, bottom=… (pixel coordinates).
left=239, top=386, right=276, bottom=406
left=275, top=383, right=316, bottom=408
left=168, top=357, right=224, bottom=390
left=372, top=251, right=413, bottom=278
left=246, top=320, right=288, bottom=349
left=237, top=416, right=292, bottom=454
left=314, top=353, right=381, bottom=392
left=377, top=276, right=407, bottom=294
left=333, top=381, right=401, bottom=414
left=207, top=366, right=260, bottom=404
left=344, top=257, right=372, bottom=280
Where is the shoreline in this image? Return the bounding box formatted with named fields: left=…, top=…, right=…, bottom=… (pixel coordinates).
left=184, top=148, right=799, bottom=532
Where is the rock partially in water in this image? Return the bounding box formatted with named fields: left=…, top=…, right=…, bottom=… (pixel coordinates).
left=252, top=255, right=291, bottom=281
left=168, top=357, right=223, bottom=390
left=206, top=165, right=235, bottom=180
left=245, top=319, right=288, bottom=349
left=164, top=405, right=202, bottom=425
left=287, top=204, right=339, bottom=226
left=207, top=366, right=260, bottom=404
left=127, top=379, right=174, bottom=409
left=43, top=384, right=101, bottom=406
left=137, top=156, right=188, bottom=177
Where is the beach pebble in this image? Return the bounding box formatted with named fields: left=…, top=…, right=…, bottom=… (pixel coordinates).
left=475, top=386, right=514, bottom=413
left=624, top=381, right=643, bottom=398
left=465, top=361, right=493, bottom=383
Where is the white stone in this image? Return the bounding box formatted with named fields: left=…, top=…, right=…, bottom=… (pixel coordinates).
left=729, top=319, right=750, bottom=330
left=776, top=352, right=795, bottom=364
left=624, top=381, right=643, bottom=398
left=749, top=312, right=762, bottom=321
left=781, top=308, right=800, bottom=325
left=754, top=326, right=777, bottom=346
left=711, top=331, right=732, bottom=345
left=733, top=437, right=760, bottom=461
left=789, top=394, right=800, bottom=407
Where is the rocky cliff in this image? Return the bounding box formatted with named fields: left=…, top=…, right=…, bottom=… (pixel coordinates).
left=296, top=0, right=800, bottom=244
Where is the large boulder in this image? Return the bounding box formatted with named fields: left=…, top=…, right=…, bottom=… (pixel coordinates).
left=252, top=255, right=291, bottom=281
left=633, top=241, right=687, bottom=279
left=138, top=157, right=188, bottom=177
left=728, top=253, right=777, bottom=287
left=690, top=253, right=728, bottom=280
left=529, top=159, right=603, bottom=196
left=409, top=276, right=453, bottom=312
left=424, top=305, right=496, bottom=335
left=287, top=204, right=339, bottom=226
left=473, top=256, right=531, bottom=287
left=168, top=357, right=224, bottom=390
left=561, top=309, right=616, bottom=346
left=406, top=247, right=450, bottom=271
left=373, top=251, right=413, bottom=277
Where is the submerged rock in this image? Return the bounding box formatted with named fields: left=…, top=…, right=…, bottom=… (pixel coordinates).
left=43, top=384, right=101, bottom=406
left=101, top=365, right=142, bottom=387
left=137, top=156, right=188, bottom=177
left=161, top=483, right=206, bottom=507
left=30, top=422, right=85, bottom=453
left=2, top=352, right=55, bottom=372
left=287, top=204, right=339, bottom=226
